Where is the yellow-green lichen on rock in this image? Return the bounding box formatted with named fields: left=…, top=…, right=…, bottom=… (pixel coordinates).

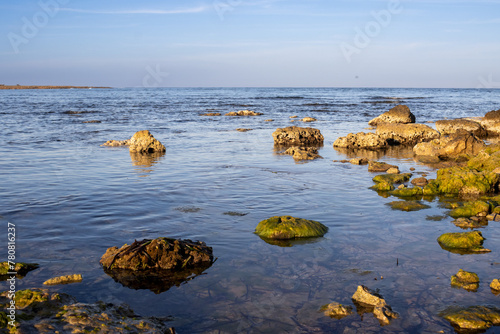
left=437, top=231, right=490, bottom=254
left=0, top=262, right=38, bottom=278
left=433, top=166, right=499, bottom=196
left=449, top=200, right=491, bottom=218
left=43, top=274, right=83, bottom=285
left=390, top=186, right=423, bottom=198
left=255, top=216, right=328, bottom=240
left=451, top=269, right=480, bottom=291
left=440, top=305, right=500, bottom=331
left=387, top=201, right=430, bottom=212
left=370, top=181, right=395, bottom=192
left=372, top=173, right=412, bottom=184
left=491, top=279, right=500, bottom=291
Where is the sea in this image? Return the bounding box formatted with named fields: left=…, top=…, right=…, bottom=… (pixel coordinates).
left=1, top=87, right=500, bottom=333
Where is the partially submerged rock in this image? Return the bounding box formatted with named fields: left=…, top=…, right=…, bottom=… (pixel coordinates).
left=255, top=216, right=328, bottom=240
left=225, top=110, right=263, bottom=116
left=413, top=131, right=485, bottom=161
left=387, top=200, right=430, bottom=212
left=436, top=119, right=487, bottom=137
left=430, top=166, right=499, bottom=196
left=301, top=117, right=317, bottom=122
left=437, top=231, right=491, bottom=254
left=320, top=302, right=353, bottom=319
left=453, top=217, right=488, bottom=229
left=371, top=181, right=395, bottom=192
left=440, top=305, right=500, bottom=331
left=283, top=146, right=322, bottom=161
left=43, top=274, right=82, bottom=285
left=451, top=269, right=480, bottom=291
left=350, top=158, right=369, bottom=165
left=491, top=279, right=500, bottom=291
left=368, top=161, right=397, bottom=172
left=200, top=112, right=221, bottom=116
left=449, top=200, right=490, bottom=218
left=333, top=132, right=387, bottom=150
left=0, top=262, right=38, bottom=280
left=351, top=285, right=398, bottom=326
left=272, top=126, right=324, bottom=146
left=390, top=186, right=423, bottom=198
left=236, top=128, right=252, bottom=132
left=373, top=173, right=411, bottom=184
left=377, top=123, right=439, bottom=145
left=101, top=130, right=166, bottom=155
left=368, top=105, right=415, bottom=126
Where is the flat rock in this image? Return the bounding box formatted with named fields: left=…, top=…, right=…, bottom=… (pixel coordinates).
left=368, top=105, right=415, bottom=126
left=368, top=161, right=397, bottom=172
left=373, top=173, right=412, bottom=184
left=0, top=262, right=38, bottom=280
left=387, top=201, right=430, bottom=212
left=255, top=216, right=328, bottom=240
left=200, top=112, right=221, bottom=116
left=411, top=177, right=428, bottom=187
left=225, top=110, right=263, bottom=116
left=301, top=117, right=317, bottom=122
left=436, top=119, right=487, bottom=137
left=377, top=123, right=439, bottom=145
left=440, top=305, right=500, bottom=331
left=350, top=158, right=369, bottom=165
left=43, top=274, right=82, bottom=285
left=333, top=132, right=388, bottom=149
left=437, top=231, right=491, bottom=254
left=272, top=126, right=324, bottom=146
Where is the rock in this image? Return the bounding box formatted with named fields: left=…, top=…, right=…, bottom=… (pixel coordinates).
left=413, top=131, right=486, bottom=160
left=333, top=132, right=388, bottom=149
left=43, top=274, right=82, bottom=285
left=449, top=200, right=491, bottom=218
left=390, top=186, right=423, bottom=197
left=368, top=105, right=415, bottom=126
left=398, top=184, right=406, bottom=189
left=437, top=231, right=491, bottom=254
left=301, top=117, right=317, bottom=122
left=283, top=146, right=322, bottom=161
left=484, top=109, right=500, bottom=122
left=265, top=119, right=274, bottom=122
left=371, top=182, right=395, bottom=192
left=368, top=161, right=397, bottom=172
left=290, top=115, right=298, bottom=118
left=386, top=167, right=400, bottom=174
left=491, top=279, right=500, bottom=291
left=452, top=217, right=488, bottom=229
left=272, top=126, right=324, bottom=146
left=350, top=158, right=369, bottom=165
left=236, top=128, right=252, bottom=132
left=351, top=285, right=398, bottom=326
left=101, top=139, right=130, bottom=147
left=481, top=109, right=500, bottom=136
left=486, top=213, right=500, bottom=221
left=436, top=119, right=487, bottom=137
left=225, top=110, right=263, bottom=116
left=200, top=112, right=221, bottom=116
left=432, top=166, right=499, bottom=196
left=0, top=289, right=172, bottom=333
left=255, top=216, right=328, bottom=240
left=467, top=146, right=500, bottom=171
left=451, top=269, right=480, bottom=291
left=373, top=173, right=412, bottom=184
left=377, top=123, right=440, bottom=145
left=100, top=238, right=213, bottom=271
left=387, top=201, right=430, bottom=212
left=320, top=302, right=354, bottom=319
left=83, top=120, right=101, bottom=123
left=411, top=177, right=428, bottom=187
left=440, top=306, right=500, bottom=331
left=0, top=262, right=38, bottom=280
left=128, top=130, right=166, bottom=154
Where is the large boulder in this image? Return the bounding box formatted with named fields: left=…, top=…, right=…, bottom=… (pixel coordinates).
left=333, top=132, right=387, bottom=150
left=368, top=105, right=415, bottom=126
left=101, top=130, right=166, bottom=154
left=413, top=131, right=486, bottom=160
left=255, top=216, right=328, bottom=240
left=272, top=126, right=324, bottom=146
left=376, top=123, right=439, bottom=145
left=436, top=119, right=487, bottom=137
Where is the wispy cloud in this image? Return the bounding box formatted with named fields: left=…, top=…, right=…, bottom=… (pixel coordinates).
left=59, top=6, right=208, bottom=15
left=441, top=18, right=500, bottom=24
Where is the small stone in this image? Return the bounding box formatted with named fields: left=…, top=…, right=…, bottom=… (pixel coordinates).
left=411, top=177, right=429, bottom=187
left=451, top=269, right=480, bottom=291
left=386, top=167, right=400, bottom=174
left=290, top=115, right=298, bottom=118
left=301, top=117, right=317, bottom=122
left=225, top=110, right=263, bottom=116
left=200, top=112, right=221, bottom=116
left=350, top=158, right=369, bottom=165
left=321, top=302, right=354, bottom=319
left=410, top=167, right=416, bottom=171
left=490, top=279, right=500, bottom=291
left=236, top=128, right=252, bottom=132
left=398, top=184, right=405, bottom=189
left=265, top=119, right=274, bottom=122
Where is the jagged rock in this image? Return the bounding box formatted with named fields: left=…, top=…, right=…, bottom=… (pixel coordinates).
left=368, top=161, right=397, bottom=172
left=321, top=302, right=353, bottom=319
left=301, top=117, right=317, bottom=122
left=283, top=146, right=322, bottom=161
left=368, top=105, right=415, bottom=126
left=437, top=231, right=491, bottom=254
left=436, top=119, right=487, bottom=137
left=440, top=306, right=500, bottom=331
left=225, top=110, right=263, bottom=116
left=272, top=126, right=324, bottom=146
left=451, top=269, right=480, bottom=291
left=351, top=285, right=398, bottom=326
left=43, top=274, right=82, bottom=285
left=377, top=123, right=439, bottom=145
left=413, top=131, right=485, bottom=160
left=480, top=109, right=500, bottom=136
left=333, top=132, right=387, bottom=149
left=255, top=216, right=328, bottom=240
left=200, top=112, right=221, bottom=116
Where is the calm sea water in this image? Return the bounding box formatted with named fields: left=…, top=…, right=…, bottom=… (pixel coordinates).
left=1, top=88, right=500, bottom=333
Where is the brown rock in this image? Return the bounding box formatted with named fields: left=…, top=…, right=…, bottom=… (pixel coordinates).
left=368, top=161, right=397, bottom=172
left=283, top=146, right=322, bottom=161
left=386, top=167, right=400, bottom=174
left=200, top=112, right=221, bottom=116
left=351, top=285, right=398, bottom=326
left=129, top=130, right=166, bottom=154
left=333, top=132, right=387, bottom=149
left=350, top=158, right=369, bottom=165
left=377, top=123, right=439, bottom=145
left=411, top=177, right=428, bottom=187
left=368, top=105, right=415, bottom=126
left=225, top=110, right=263, bottom=116
left=301, top=117, right=317, bottom=122
left=480, top=109, right=500, bottom=136
left=236, top=128, right=252, bottom=132
left=436, top=119, right=487, bottom=137
left=265, top=119, right=274, bottom=122
left=413, top=131, right=485, bottom=160
left=101, top=139, right=130, bottom=147
left=491, top=279, right=500, bottom=291
left=290, top=115, right=298, bottom=119
left=272, top=126, right=324, bottom=146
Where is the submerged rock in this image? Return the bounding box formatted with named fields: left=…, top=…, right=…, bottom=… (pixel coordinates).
left=437, top=231, right=491, bottom=254
left=387, top=200, right=430, bottom=212
left=368, top=105, right=415, bottom=126
left=452, top=217, right=488, bottom=229
left=373, top=173, right=412, bottom=184
left=321, top=302, right=353, bottom=319
left=255, top=216, right=328, bottom=240
left=351, top=285, right=398, bottom=326
left=225, top=110, right=263, bottom=116
left=451, top=269, right=480, bottom=291
left=333, top=132, right=388, bottom=150
left=377, top=123, right=439, bottom=145
left=440, top=305, right=500, bottom=331
left=368, top=161, right=398, bottom=172
left=43, top=274, right=82, bottom=285
left=0, top=262, right=38, bottom=280
left=436, top=119, right=487, bottom=137
left=101, top=130, right=166, bottom=155
left=272, top=126, right=324, bottom=146
left=101, top=139, right=130, bottom=147
left=283, top=146, right=322, bottom=161
left=449, top=200, right=490, bottom=218
left=236, top=128, right=252, bottom=132
left=200, top=112, right=221, bottom=116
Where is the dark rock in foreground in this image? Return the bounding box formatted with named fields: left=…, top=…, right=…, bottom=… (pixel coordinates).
left=273, top=126, right=324, bottom=146
left=368, top=105, right=415, bottom=126
left=255, top=216, right=328, bottom=240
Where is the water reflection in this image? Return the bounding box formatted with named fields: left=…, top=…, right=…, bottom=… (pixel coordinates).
left=129, top=151, right=165, bottom=175
left=257, top=235, right=325, bottom=247
left=333, top=146, right=414, bottom=161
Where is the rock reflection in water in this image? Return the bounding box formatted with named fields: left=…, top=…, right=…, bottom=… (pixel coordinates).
left=333, top=146, right=414, bottom=161
left=257, top=235, right=324, bottom=247
left=129, top=151, right=165, bottom=175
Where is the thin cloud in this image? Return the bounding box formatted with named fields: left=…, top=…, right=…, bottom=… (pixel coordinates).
left=59, top=6, right=208, bottom=15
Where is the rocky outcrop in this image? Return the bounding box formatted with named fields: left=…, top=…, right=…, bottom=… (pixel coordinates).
left=376, top=123, right=439, bottom=145
left=333, top=132, right=387, bottom=150
left=440, top=306, right=500, bottom=331
left=283, top=146, right=322, bottom=161
left=451, top=269, right=480, bottom=291
left=436, top=119, right=487, bottom=137
left=437, top=231, right=491, bottom=254
left=225, top=110, right=263, bottom=116
left=272, top=126, right=324, bottom=146
left=255, top=216, right=328, bottom=240
left=413, top=131, right=486, bottom=161
left=351, top=285, right=398, bottom=326
left=101, top=130, right=166, bottom=154
left=368, top=105, right=415, bottom=126
left=480, top=109, right=500, bottom=136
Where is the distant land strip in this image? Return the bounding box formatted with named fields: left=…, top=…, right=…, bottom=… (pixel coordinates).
left=0, top=85, right=111, bottom=90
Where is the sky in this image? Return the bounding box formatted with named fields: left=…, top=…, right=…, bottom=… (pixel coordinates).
left=0, top=0, right=499, bottom=88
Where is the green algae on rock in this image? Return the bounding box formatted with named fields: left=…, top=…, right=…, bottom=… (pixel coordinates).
left=0, top=262, right=38, bottom=280
left=255, top=216, right=328, bottom=240
left=320, top=302, right=354, bottom=319
left=437, top=231, right=491, bottom=254
left=390, top=186, right=423, bottom=198
left=432, top=166, right=499, bottom=196
left=452, top=217, right=488, bottom=229
left=449, top=200, right=491, bottom=218
left=43, top=274, right=83, bottom=285
left=440, top=305, right=500, bottom=331
left=370, top=181, right=395, bottom=192
left=451, top=269, right=480, bottom=291
left=387, top=201, right=430, bottom=212
left=372, top=173, right=412, bottom=184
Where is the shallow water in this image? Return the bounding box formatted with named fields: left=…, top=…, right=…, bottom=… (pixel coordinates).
left=1, top=88, right=500, bottom=333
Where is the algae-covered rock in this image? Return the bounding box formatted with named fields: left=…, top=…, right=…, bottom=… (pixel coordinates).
left=0, top=262, right=38, bottom=280
left=449, top=200, right=491, bottom=218
left=320, top=302, right=354, bottom=319
left=433, top=166, right=499, bottom=196
left=373, top=173, right=412, bottom=184
left=451, top=269, right=480, bottom=291
left=387, top=200, right=430, bottom=212
left=437, top=231, right=491, bottom=254
left=368, top=161, right=398, bottom=172
left=440, top=305, right=500, bottom=331
left=491, top=279, right=500, bottom=291
left=453, top=217, right=488, bottom=229
left=371, top=182, right=395, bottom=192
left=423, top=180, right=440, bottom=195
left=467, top=147, right=500, bottom=172
left=255, top=216, right=328, bottom=240
left=390, top=186, right=423, bottom=198
left=351, top=285, right=398, bottom=326
left=43, top=274, right=82, bottom=285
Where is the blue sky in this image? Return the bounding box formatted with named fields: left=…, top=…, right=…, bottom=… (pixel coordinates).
left=0, top=0, right=499, bottom=88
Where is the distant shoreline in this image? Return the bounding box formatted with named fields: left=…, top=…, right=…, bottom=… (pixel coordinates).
left=0, top=85, right=111, bottom=90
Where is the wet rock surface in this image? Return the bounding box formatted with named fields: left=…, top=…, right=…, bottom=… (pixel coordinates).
left=368, top=105, right=415, bottom=126
left=101, top=130, right=166, bottom=154
left=376, top=123, right=439, bottom=145
left=387, top=200, right=430, bottom=211
left=0, top=262, right=38, bottom=280
left=333, top=132, right=387, bottom=150
left=436, top=119, right=487, bottom=137
left=373, top=173, right=412, bottom=184
left=413, top=131, right=486, bottom=161
left=283, top=146, right=322, bottom=161
left=43, top=274, right=82, bottom=285
left=368, top=161, right=398, bottom=172
left=225, top=110, right=263, bottom=116
left=437, top=231, right=491, bottom=254
left=272, top=126, right=324, bottom=146
left=440, top=305, right=500, bottom=331
left=321, top=302, right=354, bottom=319
left=351, top=285, right=398, bottom=326
left=255, top=216, right=328, bottom=240
left=451, top=269, right=480, bottom=291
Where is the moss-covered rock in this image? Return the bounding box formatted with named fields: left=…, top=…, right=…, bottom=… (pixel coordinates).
left=387, top=201, right=430, bottom=212
left=423, top=180, right=440, bottom=195
left=437, top=231, right=490, bottom=254
left=320, top=302, right=354, bottom=319
left=43, top=274, right=83, bottom=286
left=255, top=216, right=328, bottom=240
left=440, top=305, right=500, bottom=331
left=451, top=269, right=480, bottom=291
left=449, top=200, right=491, bottom=218
left=491, top=279, right=500, bottom=291
left=452, top=217, right=488, bottom=229
left=467, top=148, right=500, bottom=172
left=373, top=173, right=412, bottom=184
left=433, top=166, right=499, bottom=196
left=14, top=289, right=49, bottom=309
left=0, top=262, right=38, bottom=280
left=368, top=161, right=397, bottom=172
left=390, top=186, right=423, bottom=197
left=370, top=181, right=395, bottom=192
